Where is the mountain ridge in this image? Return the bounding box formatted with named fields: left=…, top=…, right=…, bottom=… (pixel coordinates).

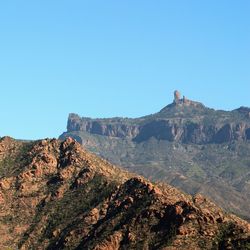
left=65, top=92, right=250, bottom=144
left=0, top=136, right=249, bottom=249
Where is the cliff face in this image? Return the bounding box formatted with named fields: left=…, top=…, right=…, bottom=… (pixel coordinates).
left=67, top=114, right=139, bottom=139
left=134, top=121, right=250, bottom=143
left=66, top=100, right=250, bottom=144
left=0, top=137, right=249, bottom=249
left=60, top=96, right=250, bottom=222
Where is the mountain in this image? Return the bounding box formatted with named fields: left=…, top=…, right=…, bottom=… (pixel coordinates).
left=59, top=91, right=250, bottom=221
left=0, top=136, right=249, bottom=249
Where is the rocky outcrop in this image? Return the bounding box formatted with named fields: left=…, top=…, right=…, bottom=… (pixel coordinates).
left=174, top=90, right=181, bottom=103
left=211, top=123, right=250, bottom=143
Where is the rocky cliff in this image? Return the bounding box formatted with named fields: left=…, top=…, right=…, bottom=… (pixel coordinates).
left=0, top=137, right=249, bottom=249
left=67, top=113, right=139, bottom=139
left=66, top=93, right=250, bottom=144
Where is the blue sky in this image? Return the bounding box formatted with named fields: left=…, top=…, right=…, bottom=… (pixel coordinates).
left=0, top=1, right=249, bottom=139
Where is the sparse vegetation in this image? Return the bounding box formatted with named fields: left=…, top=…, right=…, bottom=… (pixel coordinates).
left=0, top=138, right=249, bottom=249
left=213, top=222, right=250, bottom=250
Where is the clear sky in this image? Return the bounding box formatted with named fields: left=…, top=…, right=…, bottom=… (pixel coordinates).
left=0, top=1, right=249, bottom=139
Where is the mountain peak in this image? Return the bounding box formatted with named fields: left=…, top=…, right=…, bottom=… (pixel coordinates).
left=157, top=91, right=206, bottom=116
left=171, top=90, right=205, bottom=108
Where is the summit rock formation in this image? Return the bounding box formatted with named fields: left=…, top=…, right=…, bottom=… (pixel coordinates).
left=0, top=136, right=249, bottom=249
left=60, top=92, right=250, bottom=221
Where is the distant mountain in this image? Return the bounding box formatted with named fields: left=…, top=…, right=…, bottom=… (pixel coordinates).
left=0, top=136, right=249, bottom=249
left=60, top=91, right=250, bottom=221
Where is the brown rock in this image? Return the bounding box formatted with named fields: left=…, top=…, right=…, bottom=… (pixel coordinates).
left=175, top=205, right=183, bottom=215
left=93, top=231, right=123, bottom=250
left=174, top=90, right=181, bottom=103
left=0, top=178, right=13, bottom=190
left=193, top=194, right=206, bottom=204
left=0, top=191, right=5, bottom=204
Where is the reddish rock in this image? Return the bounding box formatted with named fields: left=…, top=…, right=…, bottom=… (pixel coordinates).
left=175, top=205, right=183, bottom=215
left=0, top=138, right=249, bottom=250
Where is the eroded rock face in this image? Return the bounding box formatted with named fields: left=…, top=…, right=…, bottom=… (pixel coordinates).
left=134, top=120, right=178, bottom=142
left=67, top=114, right=139, bottom=138
left=66, top=101, right=250, bottom=144
left=133, top=121, right=250, bottom=144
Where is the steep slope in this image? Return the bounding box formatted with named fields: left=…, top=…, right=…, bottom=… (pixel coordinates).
left=0, top=136, right=249, bottom=249
left=59, top=92, right=250, bottom=220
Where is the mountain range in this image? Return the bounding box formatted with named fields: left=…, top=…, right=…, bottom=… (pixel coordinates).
left=0, top=136, right=249, bottom=249
left=60, top=91, right=250, bottom=221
